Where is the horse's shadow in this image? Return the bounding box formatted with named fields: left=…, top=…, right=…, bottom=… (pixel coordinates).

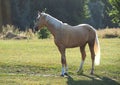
left=67, top=74, right=119, bottom=85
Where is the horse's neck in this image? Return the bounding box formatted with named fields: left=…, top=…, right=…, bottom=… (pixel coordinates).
left=46, top=15, right=62, bottom=28
left=45, top=15, right=62, bottom=37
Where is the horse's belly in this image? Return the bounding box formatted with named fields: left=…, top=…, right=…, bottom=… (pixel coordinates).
left=65, top=43, right=80, bottom=48
left=63, top=39, right=85, bottom=48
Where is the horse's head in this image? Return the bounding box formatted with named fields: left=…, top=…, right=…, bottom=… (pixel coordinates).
left=33, top=11, right=46, bottom=32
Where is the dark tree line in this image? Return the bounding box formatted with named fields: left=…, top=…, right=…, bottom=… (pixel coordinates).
left=10, top=0, right=87, bottom=30
left=0, top=0, right=119, bottom=31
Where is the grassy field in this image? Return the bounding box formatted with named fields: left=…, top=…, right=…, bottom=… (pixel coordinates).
left=0, top=38, right=120, bottom=85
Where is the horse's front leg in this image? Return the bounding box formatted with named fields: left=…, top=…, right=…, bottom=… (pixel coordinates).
left=58, top=47, right=68, bottom=76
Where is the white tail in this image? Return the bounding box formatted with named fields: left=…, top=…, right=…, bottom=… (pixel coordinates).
left=94, top=33, right=101, bottom=65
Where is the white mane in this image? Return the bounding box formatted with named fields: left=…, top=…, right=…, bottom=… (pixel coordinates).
left=43, top=13, right=63, bottom=28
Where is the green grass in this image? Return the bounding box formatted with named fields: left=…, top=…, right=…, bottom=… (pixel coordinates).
left=0, top=39, right=120, bottom=85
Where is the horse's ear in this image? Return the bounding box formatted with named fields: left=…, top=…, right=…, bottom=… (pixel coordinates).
left=42, top=8, right=47, bottom=13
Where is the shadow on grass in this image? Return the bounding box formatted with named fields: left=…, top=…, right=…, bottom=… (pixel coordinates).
left=67, top=74, right=119, bottom=85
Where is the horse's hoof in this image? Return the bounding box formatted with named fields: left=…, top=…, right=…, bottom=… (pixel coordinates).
left=90, top=72, right=94, bottom=75
left=64, top=73, right=68, bottom=76
left=77, top=70, right=83, bottom=75
left=60, top=74, right=64, bottom=77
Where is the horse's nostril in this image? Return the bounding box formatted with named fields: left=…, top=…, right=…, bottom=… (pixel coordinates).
left=33, top=26, right=39, bottom=33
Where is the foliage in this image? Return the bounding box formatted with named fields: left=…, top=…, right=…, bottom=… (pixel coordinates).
left=10, top=0, right=87, bottom=30
left=108, top=0, right=120, bottom=26
left=37, top=27, right=50, bottom=39
left=11, top=0, right=31, bottom=29
left=1, top=0, right=119, bottom=31
left=87, top=0, right=118, bottom=28
left=88, top=0, right=105, bottom=28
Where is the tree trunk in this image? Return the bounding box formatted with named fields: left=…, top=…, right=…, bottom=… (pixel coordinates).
left=0, top=0, right=2, bottom=32
left=0, top=0, right=11, bottom=32
left=2, top=0, right=12, bottom=25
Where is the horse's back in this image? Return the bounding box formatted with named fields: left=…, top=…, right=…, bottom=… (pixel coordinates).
left=62, top=24, right=96, bottom=36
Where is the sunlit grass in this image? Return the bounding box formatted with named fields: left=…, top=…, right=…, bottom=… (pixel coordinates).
left=0, top=39, right=120, bottom=85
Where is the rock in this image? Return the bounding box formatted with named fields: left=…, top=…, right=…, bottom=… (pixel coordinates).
left=4, top=32, right=27, bottom=40
left=5, top=32, right=17, bottom=39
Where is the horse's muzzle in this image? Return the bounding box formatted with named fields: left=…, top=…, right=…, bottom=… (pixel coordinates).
left=33, top=26, right=39, bottom=33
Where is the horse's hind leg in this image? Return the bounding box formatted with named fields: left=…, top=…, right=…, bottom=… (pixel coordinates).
left=88, top=41, right=95, bottom=75
left=77, top=45, right=86, bottom=74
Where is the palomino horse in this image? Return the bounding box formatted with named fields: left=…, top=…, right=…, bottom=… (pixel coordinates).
left=33, top=12, right=100, bottom=76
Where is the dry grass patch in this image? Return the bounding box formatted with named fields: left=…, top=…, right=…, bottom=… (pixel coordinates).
left=97, top=28, right=120, bottom=38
